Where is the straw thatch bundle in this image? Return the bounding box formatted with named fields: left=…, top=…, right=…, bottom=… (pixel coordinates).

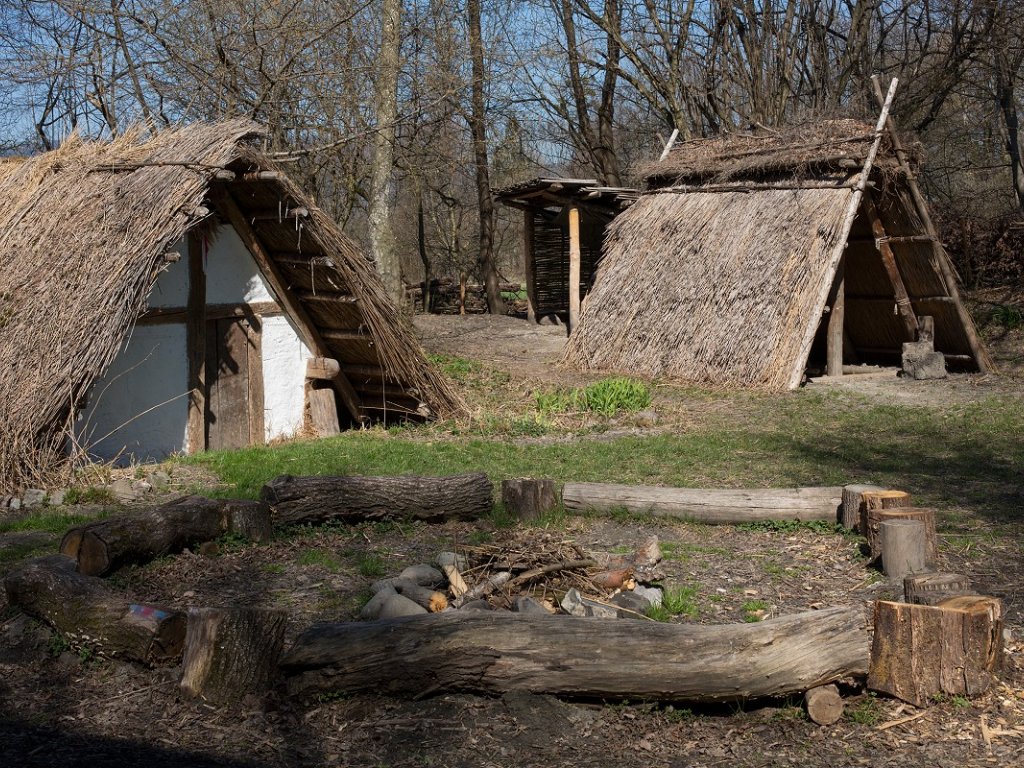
left=563, top=188, right=851, bottom=388
left=640, top=119, right=914, bottom=186
left=0, top=121, right=463, bottom=492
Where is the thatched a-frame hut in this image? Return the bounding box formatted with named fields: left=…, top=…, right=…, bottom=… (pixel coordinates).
left=0, top=121, right=464, bottom=491
left=562, top=118, right=992, bottom=389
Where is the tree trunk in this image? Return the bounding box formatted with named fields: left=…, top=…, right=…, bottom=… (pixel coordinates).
left=367, top=0, right=404, bottom=303
left=60, top=496, right=229, bottom=576
left=281, top=607, right=869, bottom=702
left=261, top=472, right=493, bottom=525
left=180, top=607, right=287, bottom=703
left=904, top=572, right=973, bottom=606
left=841, top=484, right=883, bottom=531
left=4, top=555, right=186, bottom=665
left=562, top=483, right=842, bottom=525
left=501, top=478, right=558, bottom=522
left=467, top=0, right=503, bottom=314
left=868, top=597, right=1004, bottom=707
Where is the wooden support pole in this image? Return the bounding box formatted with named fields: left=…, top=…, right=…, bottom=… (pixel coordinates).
left=523, top=210, right=536, bottom=323
left=210, top=187, right=366, bottom=424
left=568, top=205, right=581, bottom=333
left=870, top=75, right=995, bottom=374
left=863, top=197, right=919, bottom=340
left=186, top=231, right=207, bottom=454
left=826, top=258, right=845, bottom=376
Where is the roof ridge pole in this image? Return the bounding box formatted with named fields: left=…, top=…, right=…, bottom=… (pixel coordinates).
left=787, top=77, right=899, bottom=389
left=869, top=75, right=996, bottom=374
left=658, top=128, right=680, bottom=162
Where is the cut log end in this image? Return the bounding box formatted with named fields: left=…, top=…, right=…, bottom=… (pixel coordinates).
left=805, top=684, right=844, bottom=725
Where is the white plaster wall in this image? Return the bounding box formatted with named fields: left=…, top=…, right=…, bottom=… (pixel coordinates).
left=206, top=226, right=274, bottom=304
left=76, top=324, right=189, bottom=464
left=147, top=237, right=189, bottom=307
left=261, top=314, right=312, bottom=441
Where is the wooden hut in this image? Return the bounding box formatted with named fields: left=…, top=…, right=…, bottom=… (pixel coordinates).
left=495, top=178, right=637, bottom=329
left=0, top=121, right=464, bottom=491
left=562, top=117, right=993, bottom=389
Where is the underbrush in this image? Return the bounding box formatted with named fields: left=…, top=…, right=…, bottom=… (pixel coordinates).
left=535, top=376, right=652, bottom=418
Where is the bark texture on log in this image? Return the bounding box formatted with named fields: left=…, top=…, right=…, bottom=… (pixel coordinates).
left=805, top=684, right=845, bottom=725
left=281, top=607, right=869, bottom=702
left=501, top=478, right=558, bottom=522
left=867, top=597, right=1004, bottom=707
left=180, top=607, right=287, bottom=703
left=904, top=573, right=973, bottom=606
left=262, top=473, right=493, bottom=525
left=841, top=484, right=883, bottom=531
left=4, top=555, right=185, bottom=665
left=562, top=484, right=842, bottom=524
left=223, top=500, right=273, bottom=543
left=60, top=496, right=229, bottom=576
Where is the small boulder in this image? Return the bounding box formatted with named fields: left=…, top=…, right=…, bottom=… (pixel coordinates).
left=633, top=585, right=663, bottom=608
left=399, top=564, right=444, bottom=587
left=512, top=596, right=552, bottom=616
left=359, top=584, right=398, bottom=620
left=610, top=591, right=652, bottom=618
left=634, top=409, right=659, bottom=427
left=147, top=470, right=171, bottom=490
left=22, top=489, right=46, bottom=509
left=560, top=588, right=587, bottom=617
left=459, top=599, right=493, bottom=612
left=435, top=551, right=469, bottom=571
left=47, top=489, right=68, bottom=506
left=109, top=478, right=137, bottom=502
left=378, top=593, right=428, bottom=619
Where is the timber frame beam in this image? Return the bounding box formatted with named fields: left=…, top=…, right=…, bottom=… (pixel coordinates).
left=863, top=197, right=919, bottom=340
left=186, top=232, right=206, bottom=454
left=209, top=186, right=367, bottom=425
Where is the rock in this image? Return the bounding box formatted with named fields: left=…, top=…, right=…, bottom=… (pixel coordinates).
left=399, top=564, right=444, bottom=587
left=359, top=585, right=398, bottom=620
left=1, top=495, right=11, bottom=509
left=610, top=591, right=652, bottom=618
left=459, top=599, right=493, bottom=612
left=435, top=551, right=469, bottom=571
left=22, top=489, right=46, bottom=509
left=902, top=341, right=946, bottom=380
left=633, top=536, right=663, bottom=567
left=147, top=470, right=171, bottom=490
left=633, top=585, right=663, bottom=608
left=582, top=598, right=619, bottom=619
left=198, top=541, right=219, bottom=557
left=560, top=589, right=587, bottom=617
left=378, top=593, right=428, bottom=619
left=109, top=478, right=137, bottom=502
left=634, top=409, right=659, bottom=427
left=131, top=479, right=153, bottom=495
left=9, top=497, right=21, bottom=511
left=369, top=578, right=396, bottom=594
left=47, top=489, right=68, bottom=506
left=512, top=596, right=552, bottom=616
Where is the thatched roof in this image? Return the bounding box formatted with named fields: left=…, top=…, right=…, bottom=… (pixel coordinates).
left=563, top=120, right=986, bottom=389
left=0, top=121, right=464, bottom=491
left=639, top=119, right=914, bottom=187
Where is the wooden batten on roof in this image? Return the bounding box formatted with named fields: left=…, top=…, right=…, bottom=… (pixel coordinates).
left=562, top=106, right=992, bottom=390
left=0, top=121, right=465, bottom=492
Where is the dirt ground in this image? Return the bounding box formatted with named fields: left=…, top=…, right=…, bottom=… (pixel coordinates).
left=1, top=312, right=1023, bottom=767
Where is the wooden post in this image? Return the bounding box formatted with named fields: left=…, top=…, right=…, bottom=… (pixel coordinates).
left=879, top=519, right=927, bottom=581
left=870, top=75, right=995, bottom=374
left=864, top=198, right=919, bottom=340
left=523, top=210, right=536, bottom=323
left=568, top=205, right=581, bottom=333
left=826, top=258, right=845, bottom=376
left=186, top=231, right=207, bottom=454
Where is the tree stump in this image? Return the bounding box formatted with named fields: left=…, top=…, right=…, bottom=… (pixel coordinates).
left=4, top=555, right=186, bottom=665
left=180, top=607, right=288, bottom=703
left=867, top=597, right=1004, bottom=707
left=60, top=496, right=229, bottom=576
left=223, top=500, right=273, bottom=543
left=262, top=473, right=493, bottom=526
left=879, top=519, right=927, bottom=581
left=904, top=573, right=973, bottom=606
left=501, top=478, right=558, bottom=522
left=867, top=507, right=937, bottom=565
left=841, top=484, right=883, bottom=531
left=804, top=684, right=844, bottom=725
left=860, top=490, right=911, bottom=547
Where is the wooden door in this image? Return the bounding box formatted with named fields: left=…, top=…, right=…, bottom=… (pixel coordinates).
left=205, top=317, right=264, bottom=451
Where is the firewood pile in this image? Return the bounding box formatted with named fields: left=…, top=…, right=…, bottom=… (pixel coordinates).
left=359, top=530, right=666, bottom=621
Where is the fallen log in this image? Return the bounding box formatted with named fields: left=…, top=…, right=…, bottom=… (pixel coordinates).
left=561, top=484, right=842, bottom=525
left=805, top=684, right=845, bottom=725
left=501, top=478, right=558, bottom=522
left=4, top=555, right=185, bottom=665
left=261, top=472, right=493, bottom=526
left=60, top=496, right=229, bottom=576
left=281, top=606, right=869, bottom=702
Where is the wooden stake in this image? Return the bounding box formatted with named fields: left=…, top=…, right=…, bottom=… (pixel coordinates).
left=568, top=205, right=581, bottom=333
left=826, top=258, right=845, bottom=376
left=863, top=197, right=918, bottom=339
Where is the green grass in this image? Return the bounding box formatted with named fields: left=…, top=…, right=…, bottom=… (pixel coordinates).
left=646, top=585, right=700, bottom=622
left=741, top=599, right=770, bottom=622
left=536, top=377, right=652, bottom=418
left=296, top=548, right=343, bottom=572
left=0, top=510, right=110, bottom=535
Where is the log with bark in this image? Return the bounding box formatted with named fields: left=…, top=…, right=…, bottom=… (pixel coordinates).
left=261, top=472, right=493, bottom=526
left=841, top=484, right=883, bottom=531
left=501, top=478, right=558, bottom=522
left=60, top=496, right=230, bottom=576
left=281, top=606, right=869, bottom=702
left=4, top=555, right=186, bottom=665
left=904, top=572, right=973, bottom=606
left=805, top=684, right=845, bottom=725
left=562, top=484, right=843, bottom=525
left=180, top=607, right=288, bottom=703
left=867, top=597, right=1004, bottom=707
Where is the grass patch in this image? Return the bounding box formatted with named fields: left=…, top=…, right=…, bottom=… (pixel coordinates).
left=296, top=548, right=343, bottom=572
left=536, top=376, right=652, bottom=418
left=354, top=552, right=387, bottom=579
left=847, top=693, right=883, bottom=726
left=741, top=599, right=770, bottom=622
left=0, top=510, right=109, bottom=535
left=647, top=585, right=700, bottom=622
left=63, top=486, right=117, bottom=506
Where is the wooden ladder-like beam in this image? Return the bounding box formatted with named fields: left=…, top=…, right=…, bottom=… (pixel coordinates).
left=210, top=187, right=367, bottom=425
left=863, top=197, right=919, bottom=340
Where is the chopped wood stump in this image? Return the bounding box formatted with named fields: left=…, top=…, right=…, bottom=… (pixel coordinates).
left=868, top=597, right=1004, bottom=707
left=281, top=607, right=869, bottom=702
left=180, top=607, right=287, bottom=703
left=501, top=478, right=558, bottom=522
left=805, top=684, right=845, bottom=725
left=841, top=484, right=883, bottom=531
left=904, top=572, right=974, bottom=606
left=879, top=519, right=927, bottom=580
left=261, top=472, right=493, bottom=525
left=4, top=555, right=186, bottom=665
